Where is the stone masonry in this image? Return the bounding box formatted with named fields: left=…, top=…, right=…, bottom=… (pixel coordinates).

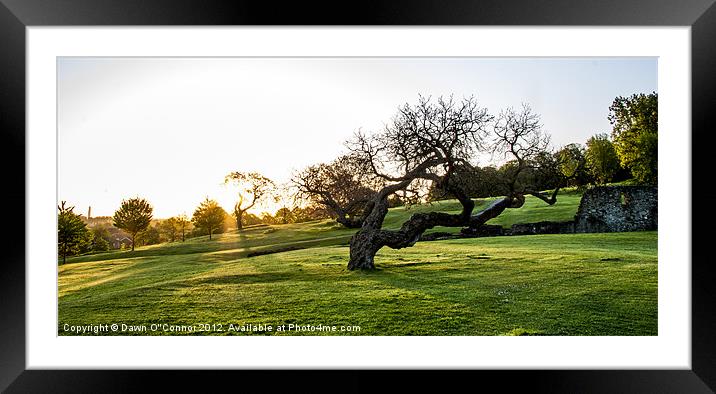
left=573, top=186, right=657, bottom=233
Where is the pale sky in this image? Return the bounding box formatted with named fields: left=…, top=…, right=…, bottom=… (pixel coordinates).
left=58, top=57, right=657, bottom=219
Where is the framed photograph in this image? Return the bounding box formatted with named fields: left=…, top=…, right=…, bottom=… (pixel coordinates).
left=2, top=0, right=714, bottom=392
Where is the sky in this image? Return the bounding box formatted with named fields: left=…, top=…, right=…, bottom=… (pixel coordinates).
left=58, top=57, right=657, bottom=219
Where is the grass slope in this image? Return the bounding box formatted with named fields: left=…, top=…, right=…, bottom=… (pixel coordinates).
left=59, top=231, right=657, bottom=336
left=65, top=189, right=583, bottom=265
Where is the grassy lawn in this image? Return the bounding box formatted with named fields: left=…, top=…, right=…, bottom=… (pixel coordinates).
left=65, top=189, right=584, bottom=265
left=383, top=188, right=582, bottom=234
left=59, top=229, right=657, bottom=336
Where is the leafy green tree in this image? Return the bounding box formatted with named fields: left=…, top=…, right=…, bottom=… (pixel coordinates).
left=290, top=206, right=330, bottom=223
left=242, top=212, right=263, bottom=226
left=555, top=143, right=590, bottom=186
left=274, top=207, right=295, bottom=224
left=136, top=225, right=161, bottom=246
left=113, top=197, right=153, bottom=251
left=191, top=198, right=227, bottom=240
left=609, top=92, right=658, bottom=184
left=585, top=133, right=621, bottom=184
left=58, top=201, right=91, bottom=264
left=176, top=214, right=191, bottom=242
left=159, top=217, right=179, bottom=242
left=260, top=212, right=277, bottom=225
left=90, top=229, right=111, bottom=252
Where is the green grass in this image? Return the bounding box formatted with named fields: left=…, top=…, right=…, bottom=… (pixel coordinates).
left=59, top=189, right=656, bottom=336
left=67, top=190, right=583, bottom=264
left=384, top=188, right=582, bottom=234
left=59, top=230, right=657, bottom=336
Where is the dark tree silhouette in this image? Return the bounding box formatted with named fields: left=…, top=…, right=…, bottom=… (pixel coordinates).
left=57, top=201, right=91, bottom=264
left=159, top=217, right=179, bottom=242
left=345, top=98, right=563, bottom=270
left=556, top=143, right=590, bottom=186
left=191, top=198, right=227, bottom=240
left=292, top=154, right=379, bottom=228
left=112, top=197, right=153, bottom=251
left=176, top=214, right=190, bottom=242
left=224, top=172, right=275, bottom=231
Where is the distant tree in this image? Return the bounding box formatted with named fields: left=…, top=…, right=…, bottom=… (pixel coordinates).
left=470, top=166, right=505, bottom=198
left=136, top=225, right=161, bottom=246
left=101, top=226, right=131, bottom=249
left=57, top=201, right=91, bottom=264
left=176, top=214, right=191, bottom=242
left=292, top=154, right=379, bottom=228
left=242, top=212, right=263, bottom=226
left=191, top=198, right=227, bottom=240
left=290, top=207, right=309, bottom=223
left=272, top=186, right=297, bottom=225
left=555, top=143, right=590, bottom=186
left=224, top=172, right=276, bottom=231
left=112, top=197, right=153, bottom=251
left=274, top=207, right=295, bottom=224
left=90, top=229, right=111, bottom=252
left=585, top=133, right=621, bottom=184
left=528, top=150, right=562, bottom=191
left=290, top=206, right=330, bottom=223
left=159, top=217, right=179, bottom=242
left=260, top=212, right=277, bottom=225
left=428, top=164, right=506, bottom=201
left=609, top=92, right=658, bottom=184
left=386, top=194, right=404, bottom=208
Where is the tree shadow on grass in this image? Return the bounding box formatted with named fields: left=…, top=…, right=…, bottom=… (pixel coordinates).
left=191, top=269, right=351, bottom=286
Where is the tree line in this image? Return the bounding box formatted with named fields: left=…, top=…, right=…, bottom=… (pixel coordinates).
left=58, top=92, right=656, bottom=267
left=56, top=196, right=332, bottom=263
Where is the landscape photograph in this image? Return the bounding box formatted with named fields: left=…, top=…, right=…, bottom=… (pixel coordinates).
left=57, top=57, right=658, bottom=336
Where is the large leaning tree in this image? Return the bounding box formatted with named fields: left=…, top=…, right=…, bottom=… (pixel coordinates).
left=224, top=172, right=275, bottom=231
left=344, top=97, right=562, bottom=270
left=292, top=154, right=380, bottom=228
left=113, top=197, right=153, bottom=251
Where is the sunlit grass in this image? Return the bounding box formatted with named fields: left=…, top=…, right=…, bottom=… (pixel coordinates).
left=65, top=190, right=583, bottom=264
left=59, top=231, right=657, bottom=336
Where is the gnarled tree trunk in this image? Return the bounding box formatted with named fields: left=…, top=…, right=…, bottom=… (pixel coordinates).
left=235, top=209, right=244, bottom=231
left=347, top=183, right=534, bottom=270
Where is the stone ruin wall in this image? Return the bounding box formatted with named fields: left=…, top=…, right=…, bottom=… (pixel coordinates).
left=573, top=186, right=658, bottom=233
left=419, top=185, right=658, bottom=241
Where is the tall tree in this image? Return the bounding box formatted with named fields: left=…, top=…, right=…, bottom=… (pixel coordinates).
left=555, top=143, right=590, bottom=186
left=136, top=225, right=161, bottom=246
left=112, top=197, right=153, bottom=251
left=176, top=214, right=191, bottom=242
left=609, top=92, right=658, bottom=184
left=159, top=217, right=179, bottom=242
left=191, top=198, right=227, bottom=240
left=585, top=133, right=621, bottom=184
left=57, top=201, right=91, bottom=264
left=224, top=172, right=275, bottom=231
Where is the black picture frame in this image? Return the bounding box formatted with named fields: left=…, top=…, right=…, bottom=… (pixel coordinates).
left=2, top=0, right=714, bottom=392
